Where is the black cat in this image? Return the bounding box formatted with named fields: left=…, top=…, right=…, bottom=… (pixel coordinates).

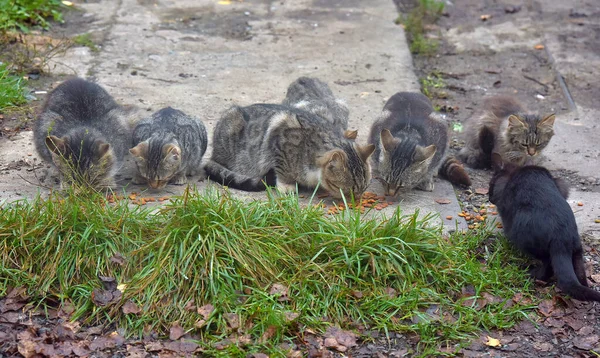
left=489, top=153, right=600, bottom=302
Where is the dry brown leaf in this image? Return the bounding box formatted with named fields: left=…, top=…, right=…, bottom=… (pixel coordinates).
left=573, top=335, right=599, bottom=350
left=534, top=44, right=545, bottom=50
left=484, top=336, right=501, bottom=347
left=537, top=299, right=555, bottom=317
left=284, top=311, right=299, bottom=322
left=474, top=187, right=489, bottom=195
left=324, top=326, right=358, bottom=352
left=183, top=300, right=196, bottom=312
left=269, top=283, right=289, bottom=302
left=224, top=313, right=240, bottom=330
left=259, top=325, right=277, bottom=344
left=435, top=198, right=452, bottom=204
left=122, top=300, right=141, bottom=315
left=480, top=14, right=492, bottom=21
left=169, top=321, right=185, bottom=340
left=533, top=342, right=553, bottom=351
left=197, top=303, right=215, bottom=318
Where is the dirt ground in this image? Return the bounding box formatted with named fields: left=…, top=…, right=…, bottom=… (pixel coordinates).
left=2, top=0, right=600, bottom=357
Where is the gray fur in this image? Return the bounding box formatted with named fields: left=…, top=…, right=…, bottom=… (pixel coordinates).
left=282, top=77, right=349, bottom=133
left=368, top=92, right=448, bottom=196
left=205, top=104, right=374, bottom=198
left=33, top=77, right=136, bottom=189
left=458, top=95, right=556, bottom=168
left=130, top=107, right=208, bottom=189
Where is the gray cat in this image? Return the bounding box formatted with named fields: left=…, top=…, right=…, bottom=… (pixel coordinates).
left=458, top=95, right=555, bottom=169
left=282, top=77, right=353, bottom=137
left=368, top=92, right=470, bottom=196
left=129, top=107, right=207, bottom=189
left=34, top=77, right=137, bottom=189
left=205, top=104, right=375, bottom=199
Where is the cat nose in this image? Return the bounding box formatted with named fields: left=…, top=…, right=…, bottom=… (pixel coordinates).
left=527, top=147, right=536, bottom=156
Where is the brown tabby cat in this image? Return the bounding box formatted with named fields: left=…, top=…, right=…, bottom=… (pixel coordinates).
left=458, top=95, right=555, bottom=169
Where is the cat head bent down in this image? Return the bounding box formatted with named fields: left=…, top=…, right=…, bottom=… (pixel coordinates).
left=376, top=129, right=437, bottom=197
left=45, top=130, right=116, bottom=189
left=129, top=139, right=182, bottom=189
left=317, top=143, right=375, bottom=199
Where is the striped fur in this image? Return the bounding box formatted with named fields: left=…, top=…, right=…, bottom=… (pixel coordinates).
left=368, top=92, right=457, bottom=196
left=458, top=95, right=555, bottom=168
left=130, top=107, right=207, bottom=189
left=282, top=77, right=349, bottom=134
left=34, top=77, right=135, bottom=189
left=438, top=155, right=471, bottom=187
left=206, top=104, right=374, bottom=198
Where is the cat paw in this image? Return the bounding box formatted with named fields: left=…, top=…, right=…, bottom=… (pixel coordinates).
left=276, top=181, right=297, bottom=194
left=170, top=174, right=188, bottom=185
left=131, top=173, right=146, bottom=185
left=417, top=178, right=435, bottom=192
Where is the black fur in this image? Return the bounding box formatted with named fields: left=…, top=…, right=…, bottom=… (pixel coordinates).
left=489, top=154, right=600, bottom=302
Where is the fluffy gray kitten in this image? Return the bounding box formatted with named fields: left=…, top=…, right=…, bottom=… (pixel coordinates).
left=368, top=92, right=450, bottom=196
left=458, top=95, right=555, bottom=169
left=130, top=107, right=207, bottom=189
left=205, top=104, right=375, bottom=199
left=34, top=77, right=137, bottom=189
left=282, top=77, right=352, bottom=137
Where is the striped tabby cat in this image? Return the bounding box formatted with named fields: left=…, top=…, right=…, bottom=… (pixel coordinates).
left=282, top=76, right=350, bottom=136
left=130, top=107, right=207, bottom=189
left=368, top=92, right=470, bottom=196
left=458, top=95, right=555, bottom=168
left=205, top=104, right=374, bottom=198
left=34, top=77, right=137, bottom=189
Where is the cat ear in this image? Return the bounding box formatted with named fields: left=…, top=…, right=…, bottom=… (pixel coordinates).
left=508, top=115, right=526, bottom=128
left=45, top=135, right=67, bottom=155
left=164, top=144, right=181, bottom=161
left=491, top=152, right=504, bottom=172
left=356, top=144, right=375, bottom=162
left=318, top=149, right=346, bottom=170
left=539, top=114, right=556, bottom=127
left=95, top=140, right=111, bottom=158
left=380, top=129, right=399, bottom=152
left=129, top=141, right=149, bottom=158
left=344, top=129, right=358, bottom=140
left=414, top=145, right=436, bottom=162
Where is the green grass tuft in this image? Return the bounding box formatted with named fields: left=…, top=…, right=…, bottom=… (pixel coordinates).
left=0, top=62, right=27, bottom=110
left=397, top=0, right=445, bottom=56
left=73, top=33, right=98, bottom=52
left=0, top=187, right=543, bottom=356
left=0, top=0, right=64, bottom=33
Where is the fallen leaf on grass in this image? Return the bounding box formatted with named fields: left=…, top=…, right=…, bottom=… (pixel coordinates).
left=435, top=198, right=451, bottom=204
left=89, top=331, right=125, bottom=351
left=169, top=321, right=185, bottom=340
left=224, top=313, right=240, bottom=330
left=122, top=300, right=141, bottom=315
left=109, top=252, right=126, bottom=266
left=197, top=304, right=214, bottom=318
left=259, top=325, right=277, bottom=344
left=544, top=317, right=564, bottom=328
left=484, top=336, right=501, bottom=347
left=269, top=283, right=289, bottom=302
left=164, top=340, right=199, bottom=353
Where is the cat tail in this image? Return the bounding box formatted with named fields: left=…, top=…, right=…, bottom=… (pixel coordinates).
left=204, top=160, right=269, bottom=191
left=438, top=156, right=472, bottom=187
left=551, top=252, right=600, bottom=302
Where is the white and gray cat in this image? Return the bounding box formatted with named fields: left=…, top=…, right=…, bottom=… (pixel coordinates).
left=205, top=104, right=374, bottom=199
left=368, top=92, right=471, bottom=196
left=130, top=107, right=207, bottom=189
left=34, top=77, right=139, bottom=189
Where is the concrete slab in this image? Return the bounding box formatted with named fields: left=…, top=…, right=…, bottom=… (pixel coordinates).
left=0, top=0, right=467, bottom=231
